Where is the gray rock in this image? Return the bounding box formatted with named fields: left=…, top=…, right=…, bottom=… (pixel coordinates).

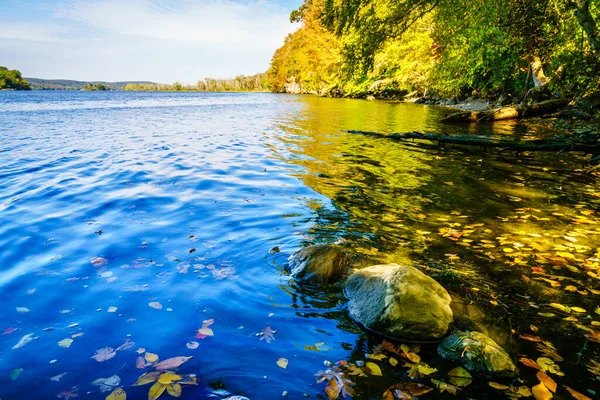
left=344, top=264, right=453, bottom=340
left=438, top=331, right=517, bottom=378
left=288, top=245, right=351, bottom=284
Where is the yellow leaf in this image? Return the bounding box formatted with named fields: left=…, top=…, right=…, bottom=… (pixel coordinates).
left=503, top=248, right=514, bottom=253
left=158, top=372, right=182, bottom=385
left=489, top=382, right=510, bottom=390
left=571, top=307, right=586, bottom=313
left=276, top=358, right=288, bottom=369
left=367, top=353, right=387, bottom=360
left=58, top=338, right=73, bottom=348
left=365, top=362, right=382, bottom=376
left=389, top=357, right=398, bottom=367
left=417, top=363, right=437, bottom=376
left=145, top=352, right=159, bottom=363
left=532, top=383, right=553, bottom=400
left=166, top=383, right=182, bottom=398
left=106, top=388, right=126, bottom=400
left=447, top=366, right=472, bottom=387
left=132, top=372, right=161, bottom=386
left=148, top=382, right=166, bottom=400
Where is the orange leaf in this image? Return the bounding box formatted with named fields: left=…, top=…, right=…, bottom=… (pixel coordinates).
left=565, top=386, right=592, bottom=400
left=532, top=383, right=553, bottom=400
left=325, top=378, right=341, bottom=400
left=519, top=357, right=542, bottom=370
left=536, top=371, right=557, bottom=393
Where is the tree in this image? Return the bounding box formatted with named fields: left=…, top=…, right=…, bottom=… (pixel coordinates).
left=0, top=66, right=31, bottom=90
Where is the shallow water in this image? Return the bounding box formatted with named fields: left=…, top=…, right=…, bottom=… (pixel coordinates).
left=0, top=91, right=599, bottom=400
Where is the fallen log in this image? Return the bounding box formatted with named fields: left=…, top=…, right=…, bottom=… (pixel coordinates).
left=345, top=130, right=600, bottom=153
left=441, top=99, right=570, bottom=123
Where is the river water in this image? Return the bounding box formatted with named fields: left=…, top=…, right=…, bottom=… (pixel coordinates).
left=1, top=91, right=599, bottom=399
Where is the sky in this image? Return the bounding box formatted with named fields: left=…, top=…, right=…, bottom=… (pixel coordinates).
left=0, top=0, right=302, bottom=83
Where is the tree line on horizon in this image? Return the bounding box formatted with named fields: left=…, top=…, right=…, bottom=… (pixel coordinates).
left=123, top=73, right=269, bottom=92
left=266, top=0, right=600, bottom=100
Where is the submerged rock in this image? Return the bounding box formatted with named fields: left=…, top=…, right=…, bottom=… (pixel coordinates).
left=438, top=331, right=517, bottom=378
left=344, top=264, right=453, bottom=340
left=288, top=245, right=351, bottom=284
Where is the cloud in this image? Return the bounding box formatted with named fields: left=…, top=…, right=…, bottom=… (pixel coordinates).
left=57, top=0, right=297, bottom=49
left=0, top=23, right=71, bottom=42
left=0, top=0, right=301, bottom=82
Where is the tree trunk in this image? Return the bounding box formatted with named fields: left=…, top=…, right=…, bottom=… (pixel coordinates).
left=345, top=130, right=600, bottom=153
left=440, top=99, right=569, bottom=123
left=573, top=0, right=600, bottom=57
left=530, top=56, right=549, bottom=87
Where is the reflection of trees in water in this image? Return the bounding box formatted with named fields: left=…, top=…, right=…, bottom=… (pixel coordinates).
left=273, top=96, right=600, bottom=398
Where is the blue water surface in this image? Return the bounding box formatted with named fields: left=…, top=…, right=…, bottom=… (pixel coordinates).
left=2, top=91, right=599, bottom=400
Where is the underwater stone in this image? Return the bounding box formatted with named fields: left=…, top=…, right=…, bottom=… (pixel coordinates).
left=344, top=264, right=453, bottom=340
left=288, top=245, right=351, bottom=284
left=438, top=331, right=517, bottom=378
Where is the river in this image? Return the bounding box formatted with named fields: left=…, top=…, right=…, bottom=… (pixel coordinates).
left=1, top=91, right=599, bottom=399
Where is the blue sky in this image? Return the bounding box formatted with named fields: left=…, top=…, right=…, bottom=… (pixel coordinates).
left=0, top=0, right=302, bottom=83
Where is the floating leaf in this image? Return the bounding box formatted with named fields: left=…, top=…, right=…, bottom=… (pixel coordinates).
left=105, top=388, right=126, bottom=400
left=148, top=381, right=166, bottom=400
left=277, top=358, right=288, bottom=369
left=325, top=378, right=341, bottom=400
left=92, top=347, right=116, bottom=362
left=108, top=306, right=117, bottom=313
left=136, top=357, right=147, bottom=369
left=489, top=382, right=510, bottom=390
left=158, top=372, right=182, bottom=384
left=447, top=366, right=472, bottom=387
left=260, top=326, right=276, bottom=343
left=536, top=371, right=557, bottom=393
left=389, top=357, right=398, bottom=367
left=149, top=302, right=162, bottom=310
left=532, top=383, right=553, bottom=400
left=154, top=356, right=193, bottom=371
left=116, top=339, right=135, bottom=352
left=145, top=352, right=159, bottom=363
left=50, top=372, right=67, bottom=382
left=12, top=333, right=35, bottom=350
left=90, top=257, right=108, bottom=267
left=132, top=372, right=161, bottom=386
left=58, top=338, right=73, bottom=348
left=365, top=362, right=382, bottom=376
left=186, top=341, right=199, bottom=350
left=520, top=357, right=542, bottom=370
left=431, top=379, right=459, bottom=395
left=565, top=386, right=592, bottom=400
left=537, top=357, right=564, bottom=376
left=166, top=383, right=182, bottom=397
left=92, top=375, right=121, bottom=392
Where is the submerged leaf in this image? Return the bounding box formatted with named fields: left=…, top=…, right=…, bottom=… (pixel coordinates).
left=132, top=372, right=161, bottom=386
left=105, top=388, right=126, bottom=400
left=92, top=347, right=116, bottom=362
left=277, top=358, right=288, bottom=369
left=365, top=362, right=382, bottom=376
left=154, top=356, right=193, bottom=371
left=532, top=382, right=553, bottom=400
left=166, top=383, right=182, bottom=397
left=447, top=366, right=472, bottom=388
left=148, top=381, right=166, bottom=400
left=382, top=383, right=433, bottom=400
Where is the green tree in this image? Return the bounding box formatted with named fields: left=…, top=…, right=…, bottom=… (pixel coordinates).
left=0, top=66, right=31, bottom=90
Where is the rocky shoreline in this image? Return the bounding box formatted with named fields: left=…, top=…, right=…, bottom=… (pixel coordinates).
left=287, top=245, right=518, bottom=378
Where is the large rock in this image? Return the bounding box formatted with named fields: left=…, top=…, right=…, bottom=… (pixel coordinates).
left=288, top=245, right=351, bottom=284
left=438, top=331, right=517, bottom=378
left=344, top=264, right=453, bottom=340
